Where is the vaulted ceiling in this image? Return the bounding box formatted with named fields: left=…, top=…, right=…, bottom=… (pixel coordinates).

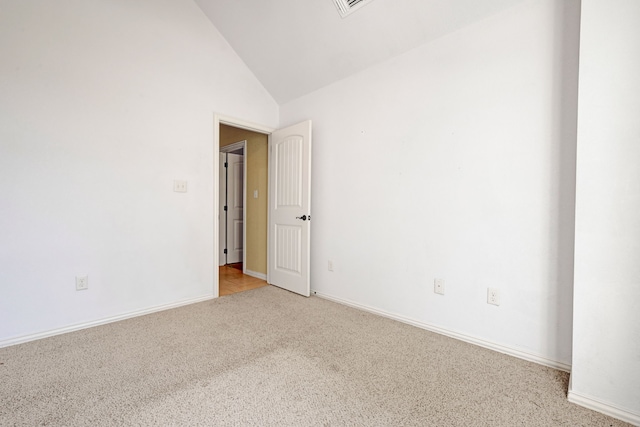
left=194, top=0, right=527, bottom=104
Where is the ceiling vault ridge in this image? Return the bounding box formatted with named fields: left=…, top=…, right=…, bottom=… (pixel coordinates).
left=193, top=0, right=529, bottom=104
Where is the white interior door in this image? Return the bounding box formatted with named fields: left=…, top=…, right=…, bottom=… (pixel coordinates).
left=268, top=120, right=312, bottom=296
left=226, top=153, right=244, bottom=264
left=218, top=153, right=226, bottom=266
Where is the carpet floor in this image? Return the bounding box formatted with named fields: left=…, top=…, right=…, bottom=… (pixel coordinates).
left=0, top=286, right=630, bottom=426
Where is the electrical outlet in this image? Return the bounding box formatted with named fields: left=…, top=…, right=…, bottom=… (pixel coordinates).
left=487, top=288, right=500, bottom=306
left=434, top=278, right=445, bottom=295
left=328, top=260, right=334, bottom=271
left=76, top=276, right=88, bottom=291
left=173, top=180, right=187, bottom=193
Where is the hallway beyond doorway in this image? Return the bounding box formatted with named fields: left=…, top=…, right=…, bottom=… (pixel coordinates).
left=219, top=264, right=268, bottom=296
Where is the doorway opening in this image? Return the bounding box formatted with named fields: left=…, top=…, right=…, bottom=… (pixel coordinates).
left=214, top=115, right=312, bottom=298
left=218, top=122, right=270, bottom=296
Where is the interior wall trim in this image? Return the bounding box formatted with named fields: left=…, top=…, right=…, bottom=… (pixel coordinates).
left=0, top=294, right=214, bottom=349
left=245, top=269, right=267, bottom=281
left=312, top=290, right=571, bottom=372
left=568, top=389, right=640, bottom=426
left=220, top=139, right=246, bottom=153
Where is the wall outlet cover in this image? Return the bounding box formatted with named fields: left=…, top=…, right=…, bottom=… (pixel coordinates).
left=487, top=287, right=500, bottom=306
left=173, top=180, right=187, bottom=193
left=76, top=276, right=88, bottom=291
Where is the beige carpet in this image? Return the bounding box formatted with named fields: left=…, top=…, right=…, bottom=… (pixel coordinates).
left=0, top=286, right=629, bottom=426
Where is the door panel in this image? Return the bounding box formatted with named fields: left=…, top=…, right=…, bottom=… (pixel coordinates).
left=227, top=153, right=244, bottom=264
left=218, top=153, right=226, bottom=266
left=268, top=120, right=311, bottom=296
left=275, top=138, right=302, bottom=207
left=275, top=225, right=301, bottom=273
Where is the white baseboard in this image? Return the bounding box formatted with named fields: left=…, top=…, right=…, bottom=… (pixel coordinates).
left=312, top=290, right=571, bottom=372
left=568, top=388, right=640, bottom=426
left=244, top=269, right=267, bottom=280
left=0, top=294, right=214, bottom=349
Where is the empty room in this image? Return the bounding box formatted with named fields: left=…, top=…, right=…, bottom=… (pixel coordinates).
left=1, top=0, right=638, bottom=425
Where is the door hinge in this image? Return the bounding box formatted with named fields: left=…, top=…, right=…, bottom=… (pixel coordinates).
left=223, top=205, right=227, bottom=211
left=223, top=249, right=227, bottom=254
left=224, top=162, right=228, bottom=168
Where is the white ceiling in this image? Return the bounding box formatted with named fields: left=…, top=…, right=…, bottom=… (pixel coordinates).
left=194, top=0, right=527, bottom=104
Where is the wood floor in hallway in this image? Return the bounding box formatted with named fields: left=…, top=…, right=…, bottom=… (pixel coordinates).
left=219, top=263, right=269, bottom=296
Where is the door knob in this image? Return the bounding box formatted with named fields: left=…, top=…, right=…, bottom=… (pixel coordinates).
left=296, top=215, right=307, bottom=221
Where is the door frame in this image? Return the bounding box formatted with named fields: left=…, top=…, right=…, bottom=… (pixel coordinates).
left=220, top=141, right=247, bottom=270
left=214, top=114, right=275, bottom=297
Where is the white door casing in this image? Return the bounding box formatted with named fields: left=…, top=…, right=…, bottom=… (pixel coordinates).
left=268, top=120, right=312, bottom=297
left=226, top=153, right=244, bottom=264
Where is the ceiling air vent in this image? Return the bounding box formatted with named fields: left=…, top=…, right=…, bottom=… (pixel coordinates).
left=333, top=0, right=375, bottom=18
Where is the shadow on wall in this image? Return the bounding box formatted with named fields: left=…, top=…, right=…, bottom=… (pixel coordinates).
left=549, top=0, right=580, bottom=364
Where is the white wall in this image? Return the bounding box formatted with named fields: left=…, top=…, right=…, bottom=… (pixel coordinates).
left=0, top=0, right=278, bottom=344
left=570, top=0, right=640, bottom=422
left=281, top=0, right=580, bottom=367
